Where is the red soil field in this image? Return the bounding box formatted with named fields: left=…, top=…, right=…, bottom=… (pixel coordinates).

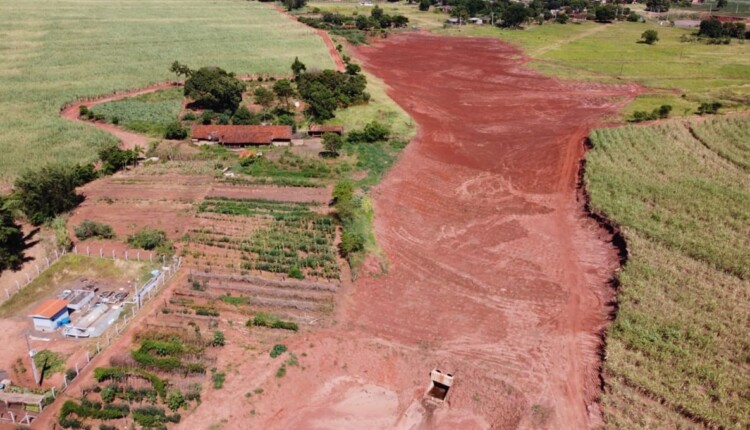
left=181, top=34, right=640, bottom=429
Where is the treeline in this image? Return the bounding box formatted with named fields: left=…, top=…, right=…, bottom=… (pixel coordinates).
left=0, top=143, right=139, bottom=271
left=698, top=18, right=749, bottom=41
left=434, top=0, right=641, bottom=27
left=299, top=6, right=409, bottom=44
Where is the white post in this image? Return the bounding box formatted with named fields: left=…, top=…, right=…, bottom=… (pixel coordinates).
left=112, top=249, right=115, bottom=259
left=15, top=280, right=20, bottom=289
left=150, top=253, right=153, bottom=262
left=55, top=250, right=59, bottom=259
left=73, top=246, right=77, bottom=254
left=106, top=332, right=110, bottom=344
left=36, top=265, right=40, bottom=275
left=25, top=273, right=31, bottom=283
left=86, top=352, right=90, bottom=362
left=125, top=251, right=128, bottom=261
left=100, top=248, right=103, bottom=257
left=75, top=363, right=79, bottom=375
left=137, top=251, right=140, bottom=262
left=97, top=342, right=100, bottom=353
left=45, top=257, right=50, bottom=267
left=63, top=376, right=68, bottom=389
left=87, top=246, right=90, bottom=256
left=51, top=386, right=56, bottom=398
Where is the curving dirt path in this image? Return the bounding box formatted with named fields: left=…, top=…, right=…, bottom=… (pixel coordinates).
left=276, top=6, right=346, bottom=72
left=60, top=82, right=177, bottom=150
left=206, top=33, right=641, bottom=430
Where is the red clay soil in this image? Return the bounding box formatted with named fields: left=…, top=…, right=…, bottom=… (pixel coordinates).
left=181, top=33, right=640, bottom=430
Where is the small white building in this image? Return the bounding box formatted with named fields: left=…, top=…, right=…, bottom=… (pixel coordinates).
left=29, top=299, right=70, bottom=331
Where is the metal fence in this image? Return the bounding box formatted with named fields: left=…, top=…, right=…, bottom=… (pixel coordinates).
left=8, top=257, right=181, bottom=427
left=1, top=245, right=170, bottom=305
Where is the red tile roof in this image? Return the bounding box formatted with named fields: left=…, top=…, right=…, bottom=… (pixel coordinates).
left=309, top=125, right=344, bottom=134
left=191, top=125, right=292, bottom=145
left=29, top=299, right=69, bottom=319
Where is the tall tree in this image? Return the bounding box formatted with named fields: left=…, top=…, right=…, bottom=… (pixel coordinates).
left=0, top=196, right=24, bottom=272
left=254, top=87, right=275, bottom=121
left=184, top=67, right=245, bottom=112
left=291, top=57, right=307, bottom=79
left=13, top=164, right=87, bottom=226
left=272, top=79, right=296, bottom=110
left=501, top=3, right=529, bottom=28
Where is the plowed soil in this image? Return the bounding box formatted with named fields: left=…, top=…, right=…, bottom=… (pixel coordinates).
left=180, top=34, right=640, bottom=429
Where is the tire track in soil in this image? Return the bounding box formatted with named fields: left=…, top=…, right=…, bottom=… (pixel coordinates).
left=339, top=33, right=639, bottom=428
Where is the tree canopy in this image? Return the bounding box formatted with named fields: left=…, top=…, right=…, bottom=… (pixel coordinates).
left=501, top=3, right=529, bottom=28
left=0, top=196, right=24, bottom=272
left=184, top=67, right=245, bottom=112
left=13, top=164, right=92, bottom=226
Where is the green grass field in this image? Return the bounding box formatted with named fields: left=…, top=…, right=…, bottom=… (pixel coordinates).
left=90, top=88, right=183, bottom=137
left=586, top=117, right=750, bottom=428
left=0, top=0, right=334, bottom=185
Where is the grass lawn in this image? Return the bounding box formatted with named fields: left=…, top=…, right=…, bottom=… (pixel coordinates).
left=586, top=117, right=750, bottom=428
left=0, top=0, right=334, bottom=185
left=0, top=255, right=154, bottom=318
left=447, top=20, right=750, bottom=117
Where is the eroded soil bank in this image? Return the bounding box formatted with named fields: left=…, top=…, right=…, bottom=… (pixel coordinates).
left=180, top=33, right=640, bottom=429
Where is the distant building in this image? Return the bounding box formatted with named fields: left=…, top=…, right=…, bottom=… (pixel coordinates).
left=29, top=299, right=70, bottom=331
left=191, top=125, right=293, bottom=147
left=308, top=125, right=344, bottom=137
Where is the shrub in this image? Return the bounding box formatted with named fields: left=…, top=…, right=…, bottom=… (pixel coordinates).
left=322, top=132, right=343, bottom=155
left=167, top=390, right=185, bottom=411
left=211, top=370, right=226, bottom=389
left=211, top=330, right=225, bottom=347
left=111, top=116, right=120, bottom=125
left=75, top=220, right=115, bottom=240
left=13, top=163, right=90, bottom=225
left=248, top=313, right=299, bottom=331
left=78, top=105, right=89, bottom=117
left=126, top=228, right=169, bottom=251
left=555, top=13, right=569, bottom=24
left=270, top=344, right=287, bottom=358
left=341, top=230, right=365, bottom=255
left=288, top=265, right=304, bottom=279
left=641, top=29, right=659, bottom=45
left=697, top=101, right=722, bottom=115
left=181, top=111, right=197, bottom=121
left=347, top=121, right=390, bottom=143
left=164, top=121, right=188, bottom=140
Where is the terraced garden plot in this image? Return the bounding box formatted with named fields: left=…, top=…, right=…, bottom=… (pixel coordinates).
left=184, top=197, right=340, bottom=280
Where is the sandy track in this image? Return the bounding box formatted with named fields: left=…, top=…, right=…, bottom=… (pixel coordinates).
left=185, top=34, right=641, bottom=430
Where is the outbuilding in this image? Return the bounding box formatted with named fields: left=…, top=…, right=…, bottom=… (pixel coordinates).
left=29, top=299, right=70, bottom=331
left=308, top=125, right=344, bottom=137
left=191, top=125, right=292, bottom=147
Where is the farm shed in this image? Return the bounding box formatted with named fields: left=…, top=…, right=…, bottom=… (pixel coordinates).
left=308, top=124, right=344, bottom=137
left=29, top=299, right=70, bottom=331
left=191, top=125, right=292, bottom=147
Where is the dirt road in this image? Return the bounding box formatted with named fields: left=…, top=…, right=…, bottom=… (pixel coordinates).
left=196, top=33, right=639, bottom=429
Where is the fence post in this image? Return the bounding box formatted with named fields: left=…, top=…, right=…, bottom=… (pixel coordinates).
left=63, top=375, right=68, bottom=389
left=106, top=331, right=110, bottom=344
left=150, top=253, right=153, bottom=262
left=137, top=251, right=140, bottom=262
left=125, top=251, right=128, bottom=261
left=73, top=246, right=77, bottom=254
left=86, top=352, right=90, bottom=363
left=5, top=289, right=9, bottom=299
left=51, top=387, right=56, bottom=399
left=25, top=273, right=31, bottom=283
left=100, top=248, right=103, bottom=258
left=75, top=363, right=79, bottom=375
left=36, top=264, right=40, bottom=275
left=112, top=250, right=115, bottom=260
left=97, top=342, right=100, bottom=353
left=45, top=257, right=50, bottom=268
left=55, top=250, right=59, bottom=259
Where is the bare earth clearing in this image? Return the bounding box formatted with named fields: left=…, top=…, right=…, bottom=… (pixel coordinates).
left=177, top=33, right=640, bottom=429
